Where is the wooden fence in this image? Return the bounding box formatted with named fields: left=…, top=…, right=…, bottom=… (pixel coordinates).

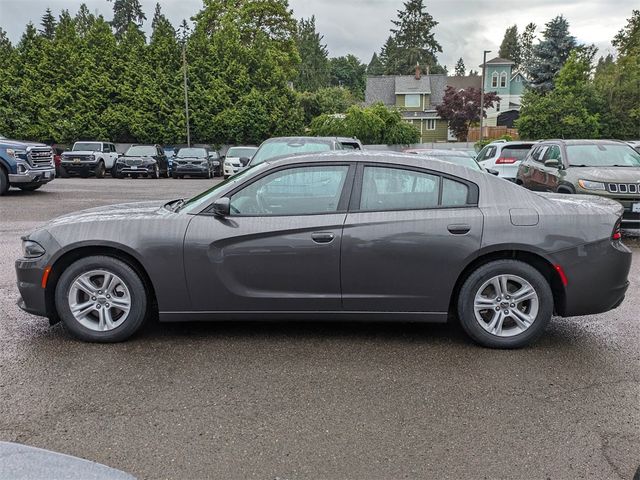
left=467, top=126, right=519, bottom=142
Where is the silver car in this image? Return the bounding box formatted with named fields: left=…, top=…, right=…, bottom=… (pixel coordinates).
left=16, top=152, right=631, bottom=348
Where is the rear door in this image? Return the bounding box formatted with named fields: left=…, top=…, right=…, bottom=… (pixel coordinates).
left=520, top=145, right=549, bottom=191
left=340, top=164, right=483, bottom=314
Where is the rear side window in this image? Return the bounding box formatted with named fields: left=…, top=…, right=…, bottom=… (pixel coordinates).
left=441, top=178, right=469, bottom=207
left=361, top=167, right=440, bottom=211
left=531, top=145, right=549, bottom=163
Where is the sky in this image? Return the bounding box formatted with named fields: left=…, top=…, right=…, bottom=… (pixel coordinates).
left=0, top=0, right=634, bottom=70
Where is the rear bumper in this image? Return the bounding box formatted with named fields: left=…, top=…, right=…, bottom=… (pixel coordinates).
left=553, top=238, right=632, bottom=317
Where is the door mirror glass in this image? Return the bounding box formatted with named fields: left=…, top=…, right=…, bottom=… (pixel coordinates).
left=487, top=168, right=500, bottom=176
left=212, top=197, right=230, bottom=217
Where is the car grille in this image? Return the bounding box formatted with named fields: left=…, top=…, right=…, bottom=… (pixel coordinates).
left=27, top=147, right=53, bottom=167
left=126, top=159, right=143, bottom=166
left=176, top=160, right=202, bottom=165
left=608, top=183, right=640, bottom=194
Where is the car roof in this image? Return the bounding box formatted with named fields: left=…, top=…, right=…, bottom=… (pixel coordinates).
left=406, top=149, right=470, bottom=156
left=262, top=136, right=337, bottom=144
left=537, top=139, right=626, bottom=146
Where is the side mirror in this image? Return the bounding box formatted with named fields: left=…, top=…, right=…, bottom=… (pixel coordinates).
left=212, top=197, right=230, bottom=217
left=544, top=158, right=560, bottom=168
left=239, top=157, right=250, bottom=166
left=487, top=168, right=500, bottom=176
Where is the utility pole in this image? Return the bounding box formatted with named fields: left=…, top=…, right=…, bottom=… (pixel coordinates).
left=480, top=50, right=491, bottom=142
left=182, top=42, right=191, bottom=148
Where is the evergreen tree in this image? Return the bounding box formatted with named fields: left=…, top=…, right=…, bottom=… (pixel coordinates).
left=75, top=4, right=96, bottom=37
left=0, top=28, right=15, bottom=136
left=329, top=54, right=367, bottom=98
left=108, top=0, right=146, bottom=39
left=468, top=69, right=479, bottom=76
left=389, top=0, right=443, bottom=74
left=518, top=22, right=536, bottom=74
left=499, top=25, right=520, bottom=65
left=454, top=57, right=465, bottom=76
left=527, top=16, right=576, bottom=92
left=379, top=36, right=400, bottom=75
left=40, top=8, right=57, bottom=40
left=178, top=19, right=190, bottom=44
left=294, top=16, right=329, bottom=91
left=367, top=53, right=384, bottom=75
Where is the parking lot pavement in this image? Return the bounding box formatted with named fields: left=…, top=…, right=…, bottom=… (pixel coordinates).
left=1, top=178, right=639, bottom=480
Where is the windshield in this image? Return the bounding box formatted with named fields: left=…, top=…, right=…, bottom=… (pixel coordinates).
left=73, top=142, right=101, bottom=151
left=177, top=147, right=207, bottom=158
left=179, top=163, right=269, bottom=213
left=125, top=145, right=157, bottom=157
left=566, top=144, right=640, bottom=167
left=226, top=147, right=258, bottom=158
left=251, top=140, right=332, bottom=165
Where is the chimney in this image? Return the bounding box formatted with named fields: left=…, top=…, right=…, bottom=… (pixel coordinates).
left=415, top=62, right=421, bottom=80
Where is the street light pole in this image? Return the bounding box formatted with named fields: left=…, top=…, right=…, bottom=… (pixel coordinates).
left=182, top=42, right=191, bottom=148
left=480, top=50, right=491, bottom=142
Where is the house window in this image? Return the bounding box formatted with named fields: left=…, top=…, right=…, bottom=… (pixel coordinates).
left=500, top=72, right=507, bottom=88
left=491, top=72, right=498, bottom=88
left=425, top=119, right=436, bottom=130
left=405, top=94, right=420, bottom=108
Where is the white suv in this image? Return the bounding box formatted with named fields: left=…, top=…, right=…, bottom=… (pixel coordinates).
left=476, top=141, right=535, bottom=181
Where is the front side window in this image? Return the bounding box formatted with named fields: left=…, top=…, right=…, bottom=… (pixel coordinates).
left=360, top=167, right=440, bottom=211
left=543, top=145, right=561, bottom=161
left=230, top=165, right=349, bottom=216
left=405, top=94, right=421, bottom=108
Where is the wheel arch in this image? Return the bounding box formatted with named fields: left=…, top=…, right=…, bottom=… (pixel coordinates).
left=45, top=244, right=158, bottom=325
left=449, top=247, right=566, bottom=317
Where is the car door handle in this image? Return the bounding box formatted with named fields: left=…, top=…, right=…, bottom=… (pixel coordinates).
left=311, top=232, right=335, bottom=244
left=447, top=224, right=471, bottom=235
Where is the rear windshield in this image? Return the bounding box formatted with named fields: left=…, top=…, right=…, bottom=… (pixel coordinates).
left=73, top=142, right=101, bottom=151
left=251, top=140, right=333, bottom=165
left=566, top=144, right=640, bottom=167
left=501, top=145, right=533, bottom=160
left=125, top=145, right=157, bottom=156
left=177, top=148, right=207, bottom=158
left=226, top=147, right=258, bottom=158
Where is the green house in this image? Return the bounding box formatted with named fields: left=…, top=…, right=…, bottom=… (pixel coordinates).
left=481, top=57, right=527, bottom=127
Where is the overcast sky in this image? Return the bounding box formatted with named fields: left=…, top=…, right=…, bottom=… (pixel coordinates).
left=0, top=0, right=633, bottom=69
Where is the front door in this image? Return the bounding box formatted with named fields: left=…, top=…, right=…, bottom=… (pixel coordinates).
left=183, top=163, right=354, bottom=311
left=341, top=164, right=483, bottom=313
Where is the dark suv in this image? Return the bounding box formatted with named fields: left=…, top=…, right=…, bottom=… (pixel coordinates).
left=172, top=147, right=220, bottom=179
left=517, top=139, right=640, bottom=229
left=114, top=144, right=169, bottom=179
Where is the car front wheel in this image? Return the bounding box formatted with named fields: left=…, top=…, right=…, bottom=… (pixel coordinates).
left=457, top=260, right=553, bottom=348
left=54, top=256, right=148, bottom=342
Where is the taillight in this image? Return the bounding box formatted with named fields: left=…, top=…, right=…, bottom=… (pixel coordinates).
left=495, top=157, right=517, bottom=164
left=612, top=218, right=622, bottom=241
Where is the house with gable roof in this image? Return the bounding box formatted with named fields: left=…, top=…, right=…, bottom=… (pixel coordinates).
left=480, top=57, right=527, bottom=127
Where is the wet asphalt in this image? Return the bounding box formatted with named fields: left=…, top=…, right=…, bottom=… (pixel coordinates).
left=0, top=178, right=638, bottom=480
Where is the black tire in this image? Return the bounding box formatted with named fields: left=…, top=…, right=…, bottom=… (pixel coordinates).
left=151, top=165, right=159, bottom=179
left=171, top=172, right=178, bottom=179
left=18, top=184, right=42, bottom=191
left=59, top=166, right=69, bottom=178
left=0, top=167, right=9, bottom=195
left=54, top=256, right=148, bottom=342
left=457, top=259, right=553, bottom=349
left=95, top=161, right=106, bottom=179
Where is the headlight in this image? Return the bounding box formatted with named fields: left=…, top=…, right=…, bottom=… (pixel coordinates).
left=22, top=240, right=45, bottom=258
left=578, top=180, right=606, bottom=191
left=6, top=148, right=27, bottom=158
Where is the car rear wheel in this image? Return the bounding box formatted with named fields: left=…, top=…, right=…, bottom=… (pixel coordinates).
left=457, top=260, right=553, bottom=348
left=55, top=256, right=147, bottom=342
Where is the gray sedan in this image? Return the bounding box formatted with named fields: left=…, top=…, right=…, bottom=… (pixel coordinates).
left=15, top=152, right=632, bottom=348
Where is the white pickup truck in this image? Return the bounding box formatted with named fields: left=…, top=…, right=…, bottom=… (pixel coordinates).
left=60, top=141, right=119, bottom=178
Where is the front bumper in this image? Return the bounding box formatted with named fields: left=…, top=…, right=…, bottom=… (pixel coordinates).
left=174, top=165, right=209, bottom=176
left=553, top=238, right=632, bottom=317
left=61, top=161, right=99, bottom=174
left=15, top=257, right=49, bottom=317
left=115, top=164, right=155, bottom=176
left=223, top=163, right=241, bottom=176
left=8, top=166, right=55, bottom=185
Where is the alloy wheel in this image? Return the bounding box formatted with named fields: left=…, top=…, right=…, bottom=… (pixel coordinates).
left=67, top=269, right=131, bottom=332
left=473, top=274, right=539, bottom=337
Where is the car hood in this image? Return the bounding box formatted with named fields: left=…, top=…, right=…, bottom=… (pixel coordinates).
left=62, top=150, right=95, bottom=156
left=567, top=166, right=640, bottom=182
left=43, top=201, right=171, bottom=229
left=0, top=139, right=48, bottom=148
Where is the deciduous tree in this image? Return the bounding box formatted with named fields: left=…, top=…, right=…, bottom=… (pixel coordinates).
left=435, top=86, right=499, bottom=141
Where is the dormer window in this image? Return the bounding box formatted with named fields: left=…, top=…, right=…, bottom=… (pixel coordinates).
left=405, top=94, right=421, bottom=108
left=491, top=72, right=498, bottom=88
left=500, top=72, right=507, bottom=88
